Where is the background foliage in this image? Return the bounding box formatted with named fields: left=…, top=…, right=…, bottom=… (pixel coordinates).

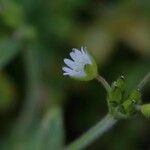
left=0, top=0, right=150, bottom=149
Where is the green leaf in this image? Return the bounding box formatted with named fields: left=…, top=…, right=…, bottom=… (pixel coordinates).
left=1, top=0, right=24, bottom=28
left=31, top=107, right=65, bottom=150
left=0, top=38, right=21, bottom=69
left=8, top=107, right=65, bottom=150
left=0, top=72, right=16, bottom=112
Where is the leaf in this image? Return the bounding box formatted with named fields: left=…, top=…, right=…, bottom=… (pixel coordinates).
left=1, top=0, right=24, bottom=28
left=0, top=72, right=16, bottom=112
left=7, top=107, right=64, bottom=150
left=0, top=38, right=21, bottom=69
left=30, top=107, right=65, bottom=150
left=43, top=107, right=64, bottom=150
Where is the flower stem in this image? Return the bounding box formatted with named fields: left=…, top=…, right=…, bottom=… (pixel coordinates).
left=138, top=72, right=150, bottom=90
left=96, top=75, right=111, bottom=93
left=65, top=114, right=117, bottom=150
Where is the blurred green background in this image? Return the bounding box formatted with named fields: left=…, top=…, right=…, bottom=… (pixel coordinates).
left=0, top=0, right=150, bottom=149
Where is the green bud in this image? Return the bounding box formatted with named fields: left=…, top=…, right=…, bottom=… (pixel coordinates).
left=122, top=98, right=135, bottom=115
left=141, top=104, right=150, bottom=118
left=116, top=76, right=126, bottom=92
left=120, top=89, right=142, bottom=117
left=109, top=84, right=122, bottom=104
left=129, top=89, right=142, bottom=105
left=109, top=76, right=126, bottom=104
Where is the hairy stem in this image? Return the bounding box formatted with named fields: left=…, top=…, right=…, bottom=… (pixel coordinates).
left=65, top=114, right=117, bottom=150
left=96, top=75, right=111, bottom=93
left=65, top=72, right=150, bottom=150
left=138, top=72, right=150, bottom=90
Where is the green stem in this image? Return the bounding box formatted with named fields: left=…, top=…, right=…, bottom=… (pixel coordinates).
left=65, top=114, right=117, bottom=150
left=138, top=72, right=150, bottom=90
left=96, top=75, right=111, bottom=93
left=65, top=72, right=150, bottom=150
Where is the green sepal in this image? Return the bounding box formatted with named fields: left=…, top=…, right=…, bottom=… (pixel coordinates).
left=109, top=76, right=126, bottom=104
left=115, top=76, right=126, bottom=93
left=109, top=84, right=122, bottom=104
left=129, top=89, right=142, bottom=105
left=71, top=57, right=98, bottom=81
left=122, top=98, right=135, bottom=115
left=141, top=104, right=150, bottom=118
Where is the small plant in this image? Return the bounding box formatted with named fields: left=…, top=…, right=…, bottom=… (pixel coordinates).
left=63, top=47, right=150, bottom=150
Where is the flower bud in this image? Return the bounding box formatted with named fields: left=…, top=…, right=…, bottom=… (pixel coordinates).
left=116, top=76, right=126, bottom=93
left=109, top=76, right=126, bottom=104
left=141, top=104, right=150, bottom=118
left=129, top=89, right=142, bottom=105
left=122, top=98, right=135, bottom=115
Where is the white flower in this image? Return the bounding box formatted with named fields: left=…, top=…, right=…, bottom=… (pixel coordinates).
left=62, top=47, right=97, bottom=81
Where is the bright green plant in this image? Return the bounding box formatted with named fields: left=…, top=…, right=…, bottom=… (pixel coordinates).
left=63, top=47, right=150, bottom=150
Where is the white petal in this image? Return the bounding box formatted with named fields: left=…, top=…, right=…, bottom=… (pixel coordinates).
left=63, top=72, right=70, bottom=75
left=81, top=47, right=86, bottom=55
left=62, top=67, right=72, bottom=73
left=73, top=49, right=83, bottom=59
left=63, top=47, right=93, bottom=78
left=70, top=52, right=82, bottom=65
left=72, top=49, right=83, bottom=61
left=64, top=58, right=75, bottom=69
left=81, top=48, right=92, bottom=64
left=62, top=67, right=75, bottom=76
left=85, top=54, right=92, bottom=64
left=70, top=52, right=78, bottom=61
left=73, top=48, right=82, bottom=57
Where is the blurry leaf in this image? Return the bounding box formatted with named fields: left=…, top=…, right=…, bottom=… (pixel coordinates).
left=30, top=107, right=64, bottom=150
left=121, top=21, right=150, bottom=57
left=39, top=107, right=64, bottom=150
left=0, top=72, right=16, bottom=112
left=17, top=25, right=37, bottom=41
left=1, top=0, right=24, bottom=28
left=0, top=38, right=21, bottom=69
left=7, top=107, right=64, bottom=150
